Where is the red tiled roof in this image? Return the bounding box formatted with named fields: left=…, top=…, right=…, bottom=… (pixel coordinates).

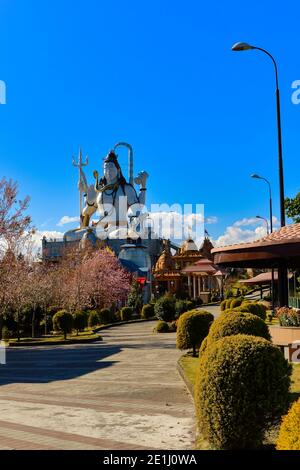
left=239, top=271, right=293, bottom=284
left=212, top=223, right=300, bottom=254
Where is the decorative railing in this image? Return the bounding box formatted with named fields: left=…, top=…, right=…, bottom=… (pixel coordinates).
left=289, top=296, right=300, bottom=309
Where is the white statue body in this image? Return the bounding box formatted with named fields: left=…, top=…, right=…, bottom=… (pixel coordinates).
left=79, top=150, right=148, bottom=239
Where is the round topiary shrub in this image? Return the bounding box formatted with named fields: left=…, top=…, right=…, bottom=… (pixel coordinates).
left=156, top=320, right=169, bottom=333
left=230, top=297, right=243, bottom=309
left=199, top=335, right=208, bottom=357
left=239, top=302, right=267, bottom=321
left=220, top=300, right=227, bottom=312
left=206, top=311, right=271, bottom=348
left=169, top=320, right=177, bottom=332
left=154, top=295, right=176, bottom=322
left=88, top=310, right=100, bottom=328
left=53, top=310, right=73, bottom=339
left=1, top=326, right=10, bottom=341
left=176, top=309, right=214, bottom=357
left=141, top=304, right=154, bottom=320
left=276, top=397, right=300, bottom=450
left=114, top=310, right=121, bottom=322
left=73, top=311, right=87, bottom=335
left=120, top=307, right=134, bottom=322
left=195, top=334, right=292, bottom=449
left=98, top=308, right=113, bottom=325
left=225, top=298, right=233, bottom=310
left=175, top=300, right=190, bottom=318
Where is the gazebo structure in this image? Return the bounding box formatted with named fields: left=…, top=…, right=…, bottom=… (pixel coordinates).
left=212, top=223, right=300, bottom=307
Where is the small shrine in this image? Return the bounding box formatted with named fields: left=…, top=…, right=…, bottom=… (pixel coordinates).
left=153, top=236, right=223, bottom=302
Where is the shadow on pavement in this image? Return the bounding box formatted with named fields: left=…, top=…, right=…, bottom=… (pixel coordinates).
left=0, top=343, right=121, bottom=386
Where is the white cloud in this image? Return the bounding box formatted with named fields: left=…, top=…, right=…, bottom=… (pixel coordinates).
left=30, top=230, right=64, bottom=254
left=57, top=215, right=79, bottom=226
left=213, top=215, right=279, bottom=247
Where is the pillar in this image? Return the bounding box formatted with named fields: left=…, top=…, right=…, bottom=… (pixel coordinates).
left=198, top=277, right=201, bottom=295
left=188, top=275, right=192, bottom=298
left=193, top=275, right=197, bottom=299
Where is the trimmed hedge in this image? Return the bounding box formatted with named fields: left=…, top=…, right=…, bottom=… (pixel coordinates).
left=220, top=300, right=227, bottom=312
left=156, top=320, right=169, bottom=333
left=239, top=302, right=267, bottom=321
left=53, top=310, right=73, bottom=339
left=120, top=307, right=134, bottom=322
left=88, top=310, right=100, bottom=328
left=1, top=326, right=10, bottom=341
left=73, top=311, right=87, bottom=334
left=225, top=299, right=233, bottom=310
left=98, top=308, right=113, bottom=325
left=141, top=304, right=154, bottom=320
left=230, top=297, right=243, bottom=309
left=205, top=311, right=271, bottom=350
left=154, top=295, right=176, bottom=322
left=176, top=309, right=214, bottom=357
left=175, top=300, right=194, bottom=318
left=195, top=334, right=292, bottom=449
left=277, top=398, right=300, bottom=450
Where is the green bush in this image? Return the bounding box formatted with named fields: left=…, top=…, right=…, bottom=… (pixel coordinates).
left=154, top=295, right=176, bottom=322
left=225, top=298, right=233, bottom=310
left=224, top=289, right=233, bottom=299
left=73, top=311, right=87, bottom=335
left=206, top=311, right=271, bottom=347
left=98, top=308, right=113, bottom=325
left=276, top=397, right=300, bottom=450
left=120, top=307, right=134, bottom=322
left=220, top=300, right=227, bottom=312
left=239, top=302, right=267, bottom=321
left=141, top=304, right=154, bottom=320
left=195, top=334, right=292, bottom=449
left=175, top=300, right=193, bottom=318
left=156, top=320, right=169, bottom=333
left=88, top=310, right=100, bottom=328
left=114, top=310, right=121, bottom=322
left=169, top=320, right=177, bottom=332
left=1, top=326, right=10, bottom=341
left=199, top=336, right=208, bottom=357
left=176, top=309, right=214, bottom=357
left=53, top=310, right=73, bottom=339
left=230, top=297, right=243, bottom=309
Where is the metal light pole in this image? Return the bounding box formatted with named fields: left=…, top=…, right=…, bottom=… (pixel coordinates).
left=256, top=214, right=270, bottom=235
left=252, top=173, right=276, bottom=312
left=232, top=42, right=288, bottom=306
left=251, top=174, right=273, bottom=232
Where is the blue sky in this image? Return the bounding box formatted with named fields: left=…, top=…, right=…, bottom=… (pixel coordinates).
left=0, top=0, right=299, bottom=247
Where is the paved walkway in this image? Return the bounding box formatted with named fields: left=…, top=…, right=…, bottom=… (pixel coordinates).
left=0, top=322, right=195, bottom=450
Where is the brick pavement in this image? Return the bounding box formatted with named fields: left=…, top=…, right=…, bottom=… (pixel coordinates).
left=0, top=322, right=195, bottom=450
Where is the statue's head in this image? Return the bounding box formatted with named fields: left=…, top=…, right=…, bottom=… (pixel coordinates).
left=102, top=151, right=126, bottom=186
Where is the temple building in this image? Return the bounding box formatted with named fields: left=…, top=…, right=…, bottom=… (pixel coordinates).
left=153, top=237, right=223, bottom=302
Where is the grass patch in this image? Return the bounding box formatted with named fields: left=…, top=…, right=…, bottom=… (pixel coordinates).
left=9, top=329, right=102, bottom=345
left=179, top=353, right=300, bottom=450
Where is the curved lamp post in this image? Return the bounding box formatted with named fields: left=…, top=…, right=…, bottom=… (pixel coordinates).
left=251, top=174, right=273, bottom=233
left=232, top=42, right=285, bottom=227
left=256, top=214, right=270, bottom=235
left=252, top=173, right=275, bottom=312
left=232, top=42, right=288, bottom=306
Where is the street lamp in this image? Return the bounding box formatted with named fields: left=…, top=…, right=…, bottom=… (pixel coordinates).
left=233, top=42, right=288, bottom=306
left=232, top=42, right=285, bottom=227
left=252, top=173, right=275, bottom=312
left=251, top=174, right=273, bottom=233
left=256, top=215, right=270, bottom=235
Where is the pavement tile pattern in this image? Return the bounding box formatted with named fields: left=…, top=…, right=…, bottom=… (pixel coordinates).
left=0, top=322, right=195, bottom=450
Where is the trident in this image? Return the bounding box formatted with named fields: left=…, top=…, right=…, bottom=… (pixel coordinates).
left=72, top=148, right=88, bottom=219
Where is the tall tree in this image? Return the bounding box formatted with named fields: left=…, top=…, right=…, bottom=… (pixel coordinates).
left=285, top=192, right=300, bottom=223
